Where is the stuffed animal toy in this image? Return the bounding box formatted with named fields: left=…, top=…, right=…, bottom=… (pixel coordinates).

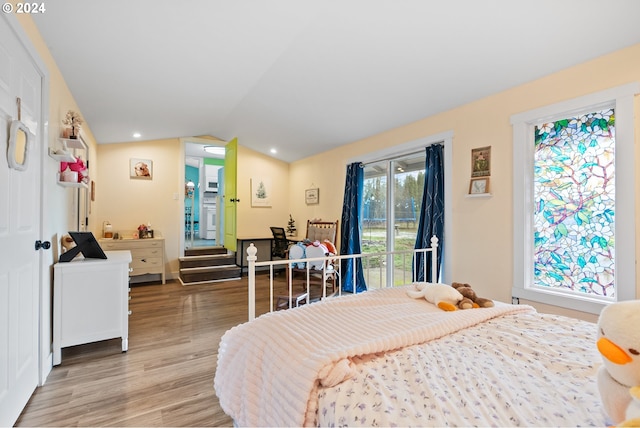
left=60, top=156, right=88, bottom=183
left=407, top=282, right=463, bottom=311
left=288, top=242, right=306, bottom=269
left=61, top=234, right=75, bottom=253
left=596, top=300, right=640, bottom=425
left=60, top=234, right=79, bottom=261
left=305, top=242, right=328, bottom=270
left=612, top=387, right=640, bottom=427
left=323, top=239, right=337, bottom=256
left=451, top=282, right=494, bottom=309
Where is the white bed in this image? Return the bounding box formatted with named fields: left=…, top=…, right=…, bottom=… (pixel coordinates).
left=214, top=283, right=606, bottom=427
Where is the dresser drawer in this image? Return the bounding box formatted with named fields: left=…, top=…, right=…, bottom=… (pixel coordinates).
left=99, top=238, right=165, bottom=284
left=131, top=255, right=163, bottom=276
left=131, top=256, right=163, bottom=270
left=131, top=248, right=163, bottom=258
left=101, top=240, right=163, bottom=250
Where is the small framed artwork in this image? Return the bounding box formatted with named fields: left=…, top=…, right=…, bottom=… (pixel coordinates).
left=130, top=158, right=152, bottom=179
left=305, top=188, right=319, bottom=205
left=251, top=177, right=272, bottom=207
left=469, top=177, right=490, bottom=195
left=471, top=146, right=491, bottom=177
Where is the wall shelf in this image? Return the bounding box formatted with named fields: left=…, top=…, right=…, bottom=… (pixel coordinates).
left=48, top=148, right=76, bottom=162
left=465, top=193, right=492, bottom=198
left=52, top=137, right=89, bottom=188
left=59, top=137, right=85, bottom=149
left=56, top=172, right=88, bottom=188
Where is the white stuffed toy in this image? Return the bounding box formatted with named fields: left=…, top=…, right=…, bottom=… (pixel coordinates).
left=406, top=282, right=462, bottom=311
left=614, top=387, right=640, bottom=427
left=596, top=300, right=640, bottom=425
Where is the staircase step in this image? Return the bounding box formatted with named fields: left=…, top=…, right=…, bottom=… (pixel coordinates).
left=179, top=265, right=241, bottom=284
left=179, top=254, right=235, bottom=269
left=184, top=246, right=228, bottom=257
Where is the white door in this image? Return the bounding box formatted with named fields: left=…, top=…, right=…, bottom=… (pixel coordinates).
left=0, top=17, right=43, bottom=427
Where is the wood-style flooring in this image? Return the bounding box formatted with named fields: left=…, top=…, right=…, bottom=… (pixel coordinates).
left=15, top=274, right=306, bottom=427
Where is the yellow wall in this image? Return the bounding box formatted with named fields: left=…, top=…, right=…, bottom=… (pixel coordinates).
left=15, top=9, right=640, bottom=321
left=236, top=145, right=291, bottom=238
left=96, top=139, right=182, bottom=273
left=95, top=140, right=291, bottom=277
left=289, top=43, right=640, bottom=322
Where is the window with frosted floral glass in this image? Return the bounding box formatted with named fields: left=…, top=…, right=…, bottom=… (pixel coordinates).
left=533, top=109, right=615, bottom=298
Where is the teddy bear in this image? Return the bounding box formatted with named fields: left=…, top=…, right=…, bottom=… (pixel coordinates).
left=451, top=282, right=494, bottom=309
left=60, top=234, right=78, bottom=260
left=407, top=282, right=463, bottom=311
left=596, top=300, right=640, bottom=425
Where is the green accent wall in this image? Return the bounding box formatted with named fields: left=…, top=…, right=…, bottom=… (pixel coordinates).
left=203, top=158, right=224, bottom=166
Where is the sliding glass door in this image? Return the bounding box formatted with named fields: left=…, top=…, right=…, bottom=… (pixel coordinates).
left=362, top=151, right=425, bottom=288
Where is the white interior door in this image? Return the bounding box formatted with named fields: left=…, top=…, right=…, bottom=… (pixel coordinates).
left=0, top=17, right=43, bottom=427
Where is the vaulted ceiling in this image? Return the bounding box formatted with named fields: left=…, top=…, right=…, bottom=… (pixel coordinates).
left=32, top=0, right=640, bottom=163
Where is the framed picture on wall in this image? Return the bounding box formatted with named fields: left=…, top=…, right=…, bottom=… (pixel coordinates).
left=251, top=177, right=272, bottom=207
left=130, top=158, right=153, bottom=179
left=471, top=146, right=491, bottom=177
left=305, top=188, right=319, bottom=204
left=469, top=177, right=490, bottom=195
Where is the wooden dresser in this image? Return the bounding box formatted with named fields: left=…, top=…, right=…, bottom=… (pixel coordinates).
left=99, top=238, right=166, bottom=284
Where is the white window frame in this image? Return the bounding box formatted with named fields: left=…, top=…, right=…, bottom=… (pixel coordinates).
left=349, top=130, right=453, bottom=283
left=511, top=83, right=639, bottom=314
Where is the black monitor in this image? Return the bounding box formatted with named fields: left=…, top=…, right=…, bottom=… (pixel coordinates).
left=59, top=231, right=108, bottom=262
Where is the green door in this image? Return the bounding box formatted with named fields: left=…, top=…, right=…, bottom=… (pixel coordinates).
left=224, top=138, right=238, bottom=252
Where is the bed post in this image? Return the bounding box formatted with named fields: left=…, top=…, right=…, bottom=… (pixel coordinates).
left=247, top=244, right=257, bottom=321
left=430, top=236, right=439, bottom=282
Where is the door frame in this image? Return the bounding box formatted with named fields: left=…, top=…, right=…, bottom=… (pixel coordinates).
left=180, top=137, right=227, bottom=252
left=2, top=9, right=53, bottom=408
left=4, top=12, right=50, bottom=386
left=348, top=131, right=453, bottom=283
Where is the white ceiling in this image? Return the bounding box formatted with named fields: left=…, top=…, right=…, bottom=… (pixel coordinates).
left=32, top=0, right=640, bottom=163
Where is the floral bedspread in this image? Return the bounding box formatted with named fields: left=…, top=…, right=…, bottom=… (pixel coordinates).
left=317, top=311, right=606, bottom=427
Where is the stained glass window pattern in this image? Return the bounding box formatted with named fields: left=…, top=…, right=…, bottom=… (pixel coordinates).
left=533, top=109, right=615, bottom=298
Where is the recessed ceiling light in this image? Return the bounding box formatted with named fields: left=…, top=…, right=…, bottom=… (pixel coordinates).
left=133, top=132, right=141, bottom=138
left=270, top=148, right=277, bottom=154
left=203, top=146, right=225, bottom=156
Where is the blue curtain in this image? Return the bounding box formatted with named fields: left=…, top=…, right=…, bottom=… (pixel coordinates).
left=340, top=162, right=367, bottom=293
left=414, top=144, right=444, bottom=282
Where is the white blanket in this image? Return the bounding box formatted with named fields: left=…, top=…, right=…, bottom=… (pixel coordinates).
left=318, top=311, right=604, bottom=427
left=214, top=285, right=534, bottom=427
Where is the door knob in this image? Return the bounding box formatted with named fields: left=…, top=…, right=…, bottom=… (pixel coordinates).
left=35, top=240, right=51, bottom=250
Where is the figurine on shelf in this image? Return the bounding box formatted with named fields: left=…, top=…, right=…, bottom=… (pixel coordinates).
left=137, top=223, right=153, bottom=239
left=62, top=110, right=83, bottom=139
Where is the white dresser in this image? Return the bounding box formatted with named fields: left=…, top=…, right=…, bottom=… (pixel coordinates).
left=53, top=250, right=132, bottom=365
left=99, top=238, right=166, bottom=284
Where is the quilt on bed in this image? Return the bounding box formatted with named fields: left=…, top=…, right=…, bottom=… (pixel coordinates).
left=214, top=285, right=536, bottom=427
left=317, top=311, right=605, bottom=427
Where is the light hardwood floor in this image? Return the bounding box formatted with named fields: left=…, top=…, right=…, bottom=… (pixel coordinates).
left=15, top=275, right=299, bottom=427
